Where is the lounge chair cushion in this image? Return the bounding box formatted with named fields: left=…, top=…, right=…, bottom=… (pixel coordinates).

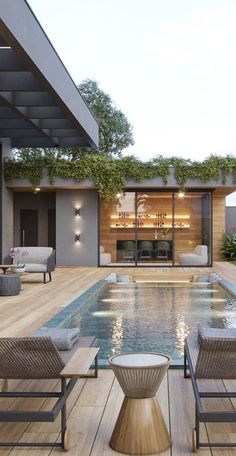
left=32, top=327, right=80, bottom=350
left=198, top=327, right=236, bottom=346
left=186, top=331, right=236, bottom=378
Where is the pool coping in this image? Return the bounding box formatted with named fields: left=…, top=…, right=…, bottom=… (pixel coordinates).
left=44, top=280, right=108, bottom=328
left=40, top=275, right=236, bottom=369
left=220, top=279, right=236, bottom=297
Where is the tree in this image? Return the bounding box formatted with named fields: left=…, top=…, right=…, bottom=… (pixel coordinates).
left=78, top=79, right=134, bottom=157
left=14, top=79, right=134, bottom=161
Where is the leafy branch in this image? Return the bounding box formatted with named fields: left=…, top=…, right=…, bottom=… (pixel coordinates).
left=4, top=154, right=236, bottom=202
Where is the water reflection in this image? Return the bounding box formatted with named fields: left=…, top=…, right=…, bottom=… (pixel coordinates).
left=66, top=282, right=236, bottom=364
left=111, top=316, right=124, bottom=354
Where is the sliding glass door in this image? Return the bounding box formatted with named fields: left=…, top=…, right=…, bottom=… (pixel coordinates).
left=99, top=190, right=211, bottom=267
left=174, top=192, right=211, bottom=266
left=136, top=192, right=173, bottom=265
left=100, top=192, right=136, bottom=265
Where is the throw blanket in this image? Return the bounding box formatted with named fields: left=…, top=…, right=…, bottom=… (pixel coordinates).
left=32, top=327, right=80, bottom=350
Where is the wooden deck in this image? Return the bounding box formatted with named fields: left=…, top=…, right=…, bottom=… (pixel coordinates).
left=0, top=264, right=236, bottom=455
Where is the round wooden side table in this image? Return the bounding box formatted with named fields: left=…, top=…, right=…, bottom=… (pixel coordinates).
left=109, top=352, right=171, bottom=455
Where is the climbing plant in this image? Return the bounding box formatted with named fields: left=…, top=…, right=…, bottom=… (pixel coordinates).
left=4, top=154, right=236, bottom=202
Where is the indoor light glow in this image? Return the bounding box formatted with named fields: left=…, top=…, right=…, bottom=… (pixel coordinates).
left=178, top=191, right=185, bottom=198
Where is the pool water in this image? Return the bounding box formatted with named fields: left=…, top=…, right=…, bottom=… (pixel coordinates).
left=63, top=282, right=236, bottom=365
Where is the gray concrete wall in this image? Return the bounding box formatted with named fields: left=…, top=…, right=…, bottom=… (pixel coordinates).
left=13, top=192, right=55, bottom=246
left=56, top=189, right=98, bottom=266
left=6, top=166, right=236, bottom=191
left=1, top=139, right=13, bottom=261
left=225, top=207, right=236, bottom=232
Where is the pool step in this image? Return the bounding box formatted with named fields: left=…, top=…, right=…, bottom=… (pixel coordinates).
left=132, top=273, right=194, bottom=283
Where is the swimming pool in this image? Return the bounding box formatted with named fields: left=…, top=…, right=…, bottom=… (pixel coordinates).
left=59, top=281, right=236, bottom=366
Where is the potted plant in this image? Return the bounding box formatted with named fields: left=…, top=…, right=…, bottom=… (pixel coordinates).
left=221, top=232, right=236, bottom=261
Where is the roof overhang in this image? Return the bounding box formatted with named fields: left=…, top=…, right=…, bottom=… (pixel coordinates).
left=0, top=0, right=99, bottom=148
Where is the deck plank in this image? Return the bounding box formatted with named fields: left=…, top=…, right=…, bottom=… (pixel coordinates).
left=169, top=370, right=211, bottom=456
left=90, top=378, right=124, bottom=456
left=0, top=267, right=235, bottom=454
left=199, top=378, right=236, bottom=455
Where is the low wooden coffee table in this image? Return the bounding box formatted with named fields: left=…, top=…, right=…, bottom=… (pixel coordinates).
left=0, top=265, right=16, bottom=274
left=109, top=352, right=171, bottom=455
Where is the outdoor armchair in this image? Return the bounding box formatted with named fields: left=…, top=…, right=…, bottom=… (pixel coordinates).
left=179, top=245, right=208, bottom=266
left=184, top=328, right=236, bottom=451
left=11, top=247, right=56, bottom=283
left=0, top=335, right=98, bottom=450
left=4, top=247, right=56, bottom=283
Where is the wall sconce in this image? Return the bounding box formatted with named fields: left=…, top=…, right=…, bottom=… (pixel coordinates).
left=75, top=234, right=80, bottom=242
left=75, top=208, right=80, bottom=216
left=33, top=187, right=40, bottom=194
left=178, top=190, right=185, bottom=198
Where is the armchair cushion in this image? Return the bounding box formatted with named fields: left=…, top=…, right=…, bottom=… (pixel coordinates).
left=12, top=247, right=55, bottom=282
left=12, top=247, right=54, bottom=265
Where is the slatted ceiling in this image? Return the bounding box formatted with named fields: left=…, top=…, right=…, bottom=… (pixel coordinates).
left=0, top=2, right=98, bottom=148
left=0, top=48, right=28, bottom=71
left=0, top=72, right=45, bottom=91
left=0, top=78, right=86, bottom=146
left=0, top=36, right=7, bottom=47
left=10, top=92, right=58, bottom=107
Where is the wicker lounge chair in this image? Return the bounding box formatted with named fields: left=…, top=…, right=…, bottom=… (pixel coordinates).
left=0, top=336, right=98, bottom=450
left=184, top=329, right=236, bottom=451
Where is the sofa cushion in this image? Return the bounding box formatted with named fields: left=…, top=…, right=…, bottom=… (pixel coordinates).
left=24, top=263, right=48, bottom=272
left=194, top=245, right=208, bottom=257
left=13, top=247, right=53, bottom=265
left=179, top=253, right=207, bottom=266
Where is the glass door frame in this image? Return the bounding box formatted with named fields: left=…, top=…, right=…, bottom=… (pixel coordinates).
left=135, top=191, right=174, bottom=266
left=98, top=189, right=213, bottom=267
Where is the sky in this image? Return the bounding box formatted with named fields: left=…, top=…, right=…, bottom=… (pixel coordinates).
left=28, top=0, right=236, bottom=204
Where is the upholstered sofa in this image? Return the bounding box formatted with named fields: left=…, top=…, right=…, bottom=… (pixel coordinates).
left=179, top=245, right=208, bottom=266
left=11, top=247, right=55, bottom=283
left=100, top=245, right=111, bottom=266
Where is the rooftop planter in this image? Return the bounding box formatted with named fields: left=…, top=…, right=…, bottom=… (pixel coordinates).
left=4, top=154, right=236, bottom=201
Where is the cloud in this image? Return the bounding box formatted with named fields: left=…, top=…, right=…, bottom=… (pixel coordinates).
left=144, top=3, right=236, bottom=73
left=144, top=38, right=195, bottom=65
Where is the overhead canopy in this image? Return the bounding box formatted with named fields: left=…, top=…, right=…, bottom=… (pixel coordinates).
left=0, top=0, right=99, bottom=148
